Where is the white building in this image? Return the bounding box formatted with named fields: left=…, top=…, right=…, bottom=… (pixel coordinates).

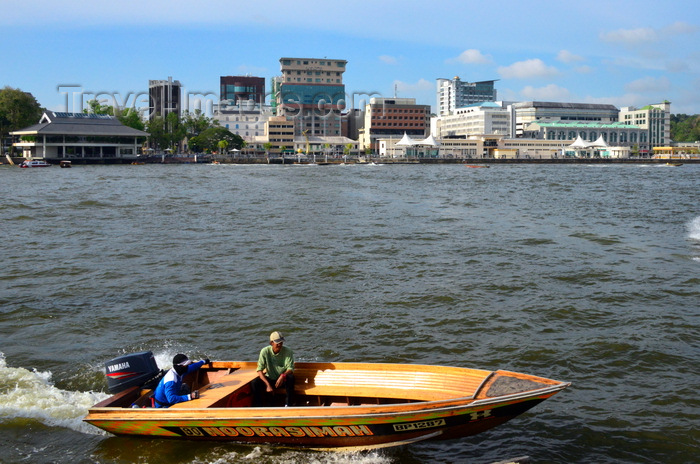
left=511, top=101, right=619, bottom=137
left=214, top=101, right=273, bottom=141
left=433, top=102, right=510, bottom=139
left=619, top=102, right=671, bottom=154
left=436, top=77, right=497, bottom=116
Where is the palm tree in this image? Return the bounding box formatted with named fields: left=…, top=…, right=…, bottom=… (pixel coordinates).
left=217, top=140, right=229, bottom=161
left=263, top=142, right=272, bottom=163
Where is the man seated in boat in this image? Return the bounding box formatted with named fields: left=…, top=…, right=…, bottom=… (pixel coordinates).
left=251, top=331, right=295, bottom=407
left=152, top=354, right=209, bottom=408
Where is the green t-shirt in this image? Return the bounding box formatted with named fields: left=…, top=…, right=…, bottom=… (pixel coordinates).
left=256, top=345, right=294, bottom=380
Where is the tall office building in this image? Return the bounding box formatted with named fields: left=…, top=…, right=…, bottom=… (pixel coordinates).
left=274, top=57, right=347, bottom=136
left=619, top=102, right=671, bottom=154
left=359, top=97, right=430, bottom=152
left=220, top=76, right=265, bottom=106
left=437, top=77, right=497, bottom=116
left=148, top=77, right=181, bottom=120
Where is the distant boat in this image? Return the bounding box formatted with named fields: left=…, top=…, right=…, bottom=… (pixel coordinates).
left=59, top=160, right=72, bottom=168
left=666, top=162, right=683, bottom=167
left=84, top=354, right=570, bottom=450
left=19, top=160, right=51, bottom=168
left=465, top=164, right=489, bottom=168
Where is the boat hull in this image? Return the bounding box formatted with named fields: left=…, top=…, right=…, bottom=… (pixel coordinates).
left=84, top=361, right=568, bottom=450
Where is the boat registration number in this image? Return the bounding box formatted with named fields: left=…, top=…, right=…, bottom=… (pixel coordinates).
left=393, top=419, right=445, bottom=432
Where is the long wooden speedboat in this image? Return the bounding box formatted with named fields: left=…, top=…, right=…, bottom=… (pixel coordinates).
left=84, top=359, right=569, bottom=450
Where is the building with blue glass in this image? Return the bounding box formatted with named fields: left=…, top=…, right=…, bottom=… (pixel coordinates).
left=437, top=77, right=498, bottom=116
left=274, top=57, right=347, bottom=137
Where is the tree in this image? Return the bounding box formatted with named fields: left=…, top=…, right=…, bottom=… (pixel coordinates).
left=189, top=126, right=242, bottom=153
left=84, top=99, right=113, bottom=115
left=0, top=86, right=43, bottom=154
left=84, top=99, right=145, bottom=131
left=145, top=115, right=166, bottom=151
left=117, top=108, right=145, bottom=132
left=217, top=139, right=229, bottom=155
left=181, top=110, right=214, bottom=139
left=263, top=142, right=272, bottom=163
left=671, top=114, right=700, bottom=142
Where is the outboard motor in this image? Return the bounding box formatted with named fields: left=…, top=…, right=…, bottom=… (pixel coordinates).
left=105, top=351, right=161, bottom=394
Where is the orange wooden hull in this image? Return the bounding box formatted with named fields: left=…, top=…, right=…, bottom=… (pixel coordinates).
left=84, top=362, right=569, bottom=450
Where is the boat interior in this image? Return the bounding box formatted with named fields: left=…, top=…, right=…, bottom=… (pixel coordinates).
left=97, top=361, right=515, bottom=410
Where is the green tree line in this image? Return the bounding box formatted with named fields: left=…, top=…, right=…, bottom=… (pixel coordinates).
left=670, top=114, right=700, bottom=142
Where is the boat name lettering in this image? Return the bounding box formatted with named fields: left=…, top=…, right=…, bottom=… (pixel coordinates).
left=469, top=409, right=492, bottom=421
left=107, top=362, right=129, bottom=372
left=177, top=425, right=374, bottom=438
left=393, top=419, right=446, bottom=432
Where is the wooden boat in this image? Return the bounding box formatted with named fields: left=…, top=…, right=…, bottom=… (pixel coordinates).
left=84, top=358, right=569, bottom=450
left=59, top=160, right=72, bottom=168
left=465, top=164, right=489, bottom=168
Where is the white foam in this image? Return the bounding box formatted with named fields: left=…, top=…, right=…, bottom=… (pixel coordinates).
left=688, top=216, right=700, bottom=241
left=190, top=447, right=392, bottom=464
left=0, top=353, right=110, bottom=435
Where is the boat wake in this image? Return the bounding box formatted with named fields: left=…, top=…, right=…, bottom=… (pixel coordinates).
left=0, top=352, right=109, bottom=435
left=688, top=216, right=700, bottom=262
left=688, top=216, right=700, bottom=241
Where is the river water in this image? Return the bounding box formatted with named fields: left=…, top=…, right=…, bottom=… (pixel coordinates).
left=0, top=163, right=698, bottom=464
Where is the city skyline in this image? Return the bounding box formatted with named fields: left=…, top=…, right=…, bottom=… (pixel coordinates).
left=2, top=0, right=699, bottom=115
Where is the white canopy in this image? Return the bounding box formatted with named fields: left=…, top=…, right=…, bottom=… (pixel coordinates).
left=568, top=135, right=588, bottom=148
left=396, top=132, right=417, bottom=146
left=589, top=135, right=609, bottom=148
left=417, top=134, right=440, bottom=147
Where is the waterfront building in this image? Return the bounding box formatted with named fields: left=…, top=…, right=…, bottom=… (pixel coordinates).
left=292, top=135, right=359, bottom=160
left=378, top=133, right=628, bottom=160
left=342, top=108, right=363, bottom=141
left=274, top=57, right=347, bottom=137
left=214, top=102, right=273, bottom=140
left=619, top=102, right=671, bottom=154
left=434, top=102, right=510, bottom=139
left=148, top=77, right=181, bottom=120
left=436, top=77, right=497, bottom=116
left=220, top=76, right=265, bottom=106
left=11, top=111, right=148, bottom=160
left=522, top=121, right=645, bottom=146
left=358, top=97, right=430, bottom=153
left=264, top=116, right=295, bottom=155
left=511, top=101, right=619, bottom=137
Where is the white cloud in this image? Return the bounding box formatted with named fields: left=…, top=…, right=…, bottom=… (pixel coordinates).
left=600, top=27, right=658, bottom=45
left=661, top=21, right=698, bottom=37
left=448, top=49, right=492, bottom=65
left=624, top=76, right=671, bottom=93
left=557, top=50, right=584, bottom=63
left=575, top=65, right=593, bottom=74
left=394, top=78, right=433, bottom=94
left=520, top=84, right=571, bottom=101
left=498, top=59, right=559, bottom=79
left=379, top=55, right=399, bottom=65
left=600, top=21, right=698, bottom=47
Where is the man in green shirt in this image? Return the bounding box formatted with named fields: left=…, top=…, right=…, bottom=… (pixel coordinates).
left=251, top=331, right=295, bottom=407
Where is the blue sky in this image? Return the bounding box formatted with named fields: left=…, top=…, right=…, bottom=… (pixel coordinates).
left=2, top=0, right=699, bottom=115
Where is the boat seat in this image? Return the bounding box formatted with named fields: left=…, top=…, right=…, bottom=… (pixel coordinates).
left=169, top=368, right=259, bottom=409
left=292, top=367, right=488, bottom=402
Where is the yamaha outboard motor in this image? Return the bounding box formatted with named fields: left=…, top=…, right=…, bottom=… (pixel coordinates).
left=105, top=351, right=161, bottom=394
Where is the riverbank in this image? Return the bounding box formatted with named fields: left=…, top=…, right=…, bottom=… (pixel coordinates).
left=5, top=156, right=699, bottom=166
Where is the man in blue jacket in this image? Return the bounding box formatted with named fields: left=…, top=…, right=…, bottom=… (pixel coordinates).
left=153, top=354, right=209, bottom=408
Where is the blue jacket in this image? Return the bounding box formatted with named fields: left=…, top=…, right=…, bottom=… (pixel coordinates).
left=152, top=360, right=205, bottom=408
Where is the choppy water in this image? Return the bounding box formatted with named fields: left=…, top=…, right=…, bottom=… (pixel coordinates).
left=1, top=163, right=698, bottom=464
